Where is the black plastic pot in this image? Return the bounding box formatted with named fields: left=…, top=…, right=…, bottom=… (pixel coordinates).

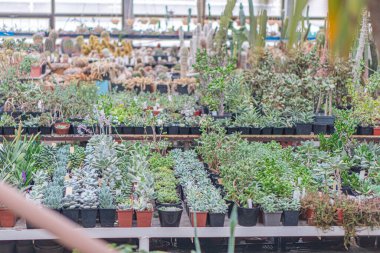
left=62, top=209, right=80, bottom=224
left=16, top=240, right=35, bottom=253
left=179, top=126, right=190, bottom=135
left=123, top=126, right=134, bottom=135
left=111, top=126, right=123, bottom=134
left=296, top=123, right=313, bottom=135
left=22, top=126, right=28, bottom=135
left=227, top=127, right=239, bottom=134
left=168, top=126, right=179, bottom=135
left=145, top=126, right=154, bottom=134
left=3, top=126, right=15, bottom=135
left=272, top=127, right=284, bottom=135
left=357, top=126, right=373, bottom=135
left=284, top=127, right=295, bottom=135
left=250, top=127, right=261, bottom=135
left=209, top=213, right=225, bottom=227
left=313, top=124, right=327, bottom=135
left=157, top=84, right=168, bottom=94
left=261, top=127, right=273, bottom=135
left=314, top=115, right=335, bottom=125
left=0, top=127, right=3, bottom=135
left=134, top=87, right=141, bottom=94
left=239, top=127, right=250, bottom=135
left=191, top=127, right=201, bottom=135
left=39, top=126, right=51, bottom=135
left=237, top=206, right=259, bottom=226
left=171, top=72, right=180, bottom=80
left=99, top=209, right=116, bottom=227
left=144, top=84, right=152, bottom=93
left=156, top=126, right=168, bottom=134
left=227, top=201, right=234, bottom=218
left=158, top=207, right=183, bottom=227
left=81, top=209, right=98, bottom=228
left=0, top=241, right=16, bottom=253
left=327, top=125, right=335, bottom=134
left=34, top=242, right=64, bottom=253
left=283, top=210, right=300, bottom=226
left=28, top=127, right=39, bottom=135
left=134, top=126, right=144, bottom=135
left=177, top=85, right=189, bottom=95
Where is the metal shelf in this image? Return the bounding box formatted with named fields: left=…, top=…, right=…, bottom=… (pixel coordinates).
left=0, top=134, right=379, bottom=143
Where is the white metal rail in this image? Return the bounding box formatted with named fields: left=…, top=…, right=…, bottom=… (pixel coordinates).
left=1, top=226, right=380, bottom=251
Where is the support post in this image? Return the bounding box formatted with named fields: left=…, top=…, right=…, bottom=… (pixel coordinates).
left=139, top=237, right=150, bottom=252
left=123, top=0, right=134, bottom=32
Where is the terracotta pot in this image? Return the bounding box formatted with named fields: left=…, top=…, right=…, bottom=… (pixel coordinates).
left=30, top=65, right=42, bottom=78
left=374, top=127, right=380, bottom=136
left=117, top=210, right=133, bottom=227
left=306, top=207, right=315, bottom=225
left=336, top=208, right=344, bottom=225
left=0, top=208, right=16, bottom=227
left=136, top=210, right=153, bottom=227
left=54, top=123, right=70, bottom=135
left=190, top=211, right=208, bottom=227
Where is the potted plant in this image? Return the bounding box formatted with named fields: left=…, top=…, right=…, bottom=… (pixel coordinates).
left=98, top=184, right=116, bottom=227
left=30, top=54, right=43, bottom=78
left=54, top=121, right=71, bottom=135
left=117, top=198, right=134, bottom=228
left=61, top=183, right=81, bottom=224
left=80, top=189, right=99, bottom=228
left=208, top=196, right=228, bottom=227
left=23, top=116, right=40, bottom=135
left=0, top=203, right=16, bottom=228
left=43, top=183, right=63, bottom=213
left=158, top=206, right=183, bottom=227
left=293, top=111, right=314, bottom=135
left=282, top=198, right=300, bottom=226
left=0, top=114, right=17, bottom=135
left=236, top=200, right=259, bottom=227
left=260, top=194, right=283, bottom=226
left=39, top=113, right=53, bottom=134
left=134, top=198, right=154, bottom=227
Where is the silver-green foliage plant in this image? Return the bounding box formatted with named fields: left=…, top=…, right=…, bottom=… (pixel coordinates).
left=43, top=182, right=63, bottom=209
left=99, top=184, right=115, bottom=209
left=85, top=135, right=122, bottom=190
left=28, top=170, right=49, bottom=204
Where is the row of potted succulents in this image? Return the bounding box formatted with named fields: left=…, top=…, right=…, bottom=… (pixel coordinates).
left=170, top=149, right=228, bottom=227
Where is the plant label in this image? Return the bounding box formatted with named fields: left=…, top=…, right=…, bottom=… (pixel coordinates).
left=52, top=143, right=57, bottom=148
left=247, top=199, right=253, bottom=209
left=70, top=146, right=75, bottom=154
left=359, top=170, right=366, bottom=180
left=65, top=187, right=73, bottom=196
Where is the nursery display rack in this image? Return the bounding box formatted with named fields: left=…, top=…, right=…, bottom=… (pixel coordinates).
left=0, top=134, right=379, bottom=143
left=2, top=218, right=380, bottom=251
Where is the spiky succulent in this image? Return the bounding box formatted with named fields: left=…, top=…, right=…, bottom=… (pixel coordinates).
left=44, top=38, right=54, bottom=53
left=61, top=38, right=75, bottom=55
left=68, top=146, right=85, bottom=170
left=99, top=184, right=115, bottom=209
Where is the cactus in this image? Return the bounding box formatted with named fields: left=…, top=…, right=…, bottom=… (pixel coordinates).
left=44, top=38, right=54, bottom=53
left=239, top=3, right=246, bottom=27
left=75, top=35, right=84, bottom=53
left=215, top=0, right=237, bottom=52
left=48, top=30, right=58, bottom=51
left=187, top=8, right=192, bottom=32
left=61, top=38, right=75, bottom=56
left=33, top=32, right=44, bottom=45
left=256, top=10, right=267, bottom=48
left=33, top=32, right=44, bottom=52
left=248, top=0, right=257, bottom=47
left=208, top=3, right=211, bottom=20
left=100, top=31, right=110, bottom=41
left=180, top=46, right=188, bottom=78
